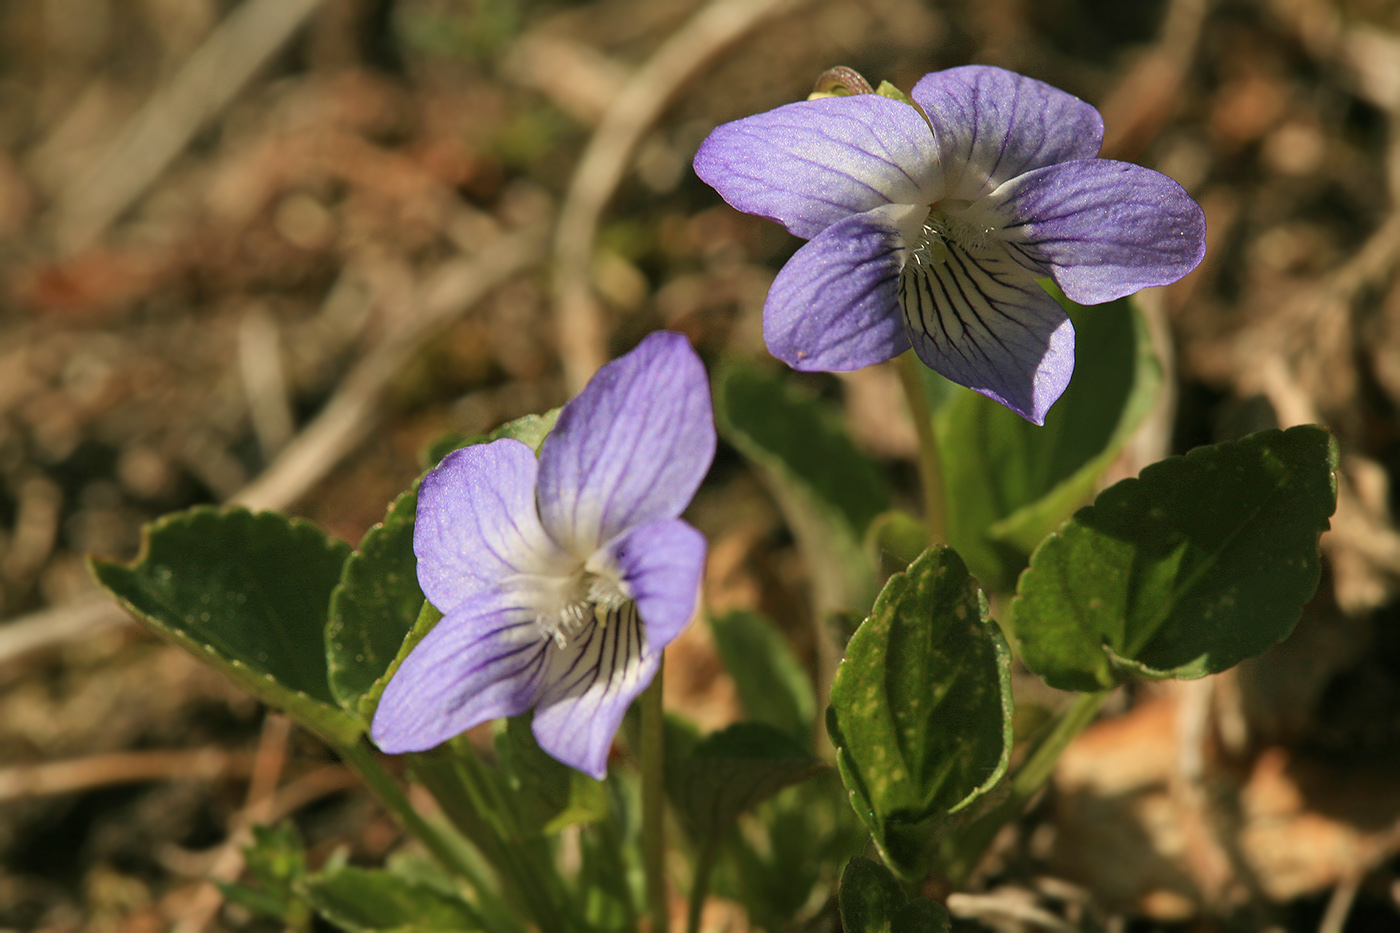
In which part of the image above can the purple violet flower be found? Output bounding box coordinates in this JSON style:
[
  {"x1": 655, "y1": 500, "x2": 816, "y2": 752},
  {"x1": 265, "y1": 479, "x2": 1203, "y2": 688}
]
[
  {"x1": 371, "y1": 331, "x2": 715, "y2": 778},
  {"x1": 693, "y1": 65, "x2": 1207, "y2": 424}
]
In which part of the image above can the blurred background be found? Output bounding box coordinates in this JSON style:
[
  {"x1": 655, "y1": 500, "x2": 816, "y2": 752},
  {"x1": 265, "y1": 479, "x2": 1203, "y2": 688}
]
[{"x1": 2, "y1": 0, "x2": 1400, "y2": 929}]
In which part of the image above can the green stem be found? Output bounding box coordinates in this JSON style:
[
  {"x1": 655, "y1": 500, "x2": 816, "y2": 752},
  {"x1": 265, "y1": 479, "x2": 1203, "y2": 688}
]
[
  {"x1": 896, "y1": 351, "x2": 948, "y2": 545},
  {"x1": 947, "y1": 690, "x2": 1110, "y2": 883},
  {"x1": 461, "y1": 751, "x2": 578, "y2": 933},
  {"x1": 412, "y1": 746, "x2": 575, "y2": 933},
  {"x1": 404, "y1": 753, "x2": 525, "y2": 922},
  {"x1": 641, "y1": 656, "x2": 669, "y2": 933},
  {"x1": 336, "y1": 739, "x2": 484, "y2": 886},
  {"x1": 685, "y1": 836, "x2": 721, "y2": 933},
  {"x1": 592, "y1": 818, "x2": 641, "y2": 932},
  {"x1": 1007, "y1": 690, "x2": 1110, "y2": 815}
]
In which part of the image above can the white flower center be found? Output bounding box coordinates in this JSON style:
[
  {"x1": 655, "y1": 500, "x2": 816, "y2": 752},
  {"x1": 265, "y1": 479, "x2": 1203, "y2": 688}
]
[
  {"x1": 905, "y1": 200, "x2": 999, "y2": 268},
  {"x1": 535, "y1": 563, "x2": 632, "y2": 649}
]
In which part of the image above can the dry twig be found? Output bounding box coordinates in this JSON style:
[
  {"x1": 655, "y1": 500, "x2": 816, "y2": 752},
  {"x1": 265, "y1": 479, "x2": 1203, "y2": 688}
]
[
  {"x1": 947, "y1": 889, "x2": 1080, "y2": 932},
  {"x1": 0, "y1": 225, "x2": 547, "y2": 665},
  {"x1": 1098, "y1": 0, "x2": 1211, "y2": 160},
  {"x1": 238, "y1": 305, "x2": 297, "y2": 462},
  {"x1": 1318, "y1": 877, "x2": 1361, "y2": 933},
  {"x1": 551, "y1": 0, "x2": 808, "y2": 391},
  {"x1": 0, "y1": 748, "x2": 257, "y2": 802},
  {"x1": 47, "y1": 0, "x2": 328, "y2": 251},
  {"x1": 170, "y1": 713, "x2": 293, "y2": 933},
  {"x1": 231, "y1": 225, "x2": 546, "y2": 512}
]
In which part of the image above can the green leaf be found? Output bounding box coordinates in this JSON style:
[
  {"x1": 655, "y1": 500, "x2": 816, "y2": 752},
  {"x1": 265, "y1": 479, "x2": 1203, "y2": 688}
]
[
  {"x1": 838, "y1": 857, "x2": 951, "y2": 933},
  {"x1": 710, "y1": 610, "x2": 817, "y2": 744},
  {"x1": 838, "y1": 856, "x2": 904, "y2": 933},
  {"x1": 217, "y1": 879, "x2": 295, "y2": 921},
  {"x1": 711, "y1": 774, "x2": 867, "y2": 930},
  {"x1": 360, "y1": 599, "x2": 442, "y2": 722},
  {"x1": 496, "y1": 714, "x2": 609, "y2": 835},
  {"x1": 866, "y1": 509, "x2": 930, "y2": 579},
  {"x1": 667, "y1": 722, "x2": 825, "y2": 845},
  {"x1": 327, "y1": 485, "x2": 423, "y2": 711},
  {"x1": 575, "y1": 822, "x2": 640, "y2": 932},
  {"x1": 1014, "y1": 425, "x2": 1339, "y2": 691},
  {"x1": 299, "y1": 864, "x2": 484, "y2": 931},
  {"x1": 89, "y1": 507, "x2": 361, "y2": 746},
  {"x1": 218, "y1": 822, "x2": 310, "y2": 923},
  {"x1": 826, "y1": 546, "x2": 1013, "y2": 877},
  {"x1": 715, "y1": 362, "x2": 888, "y2": 612},
  {"x1": 244, "y1": 822, "x2": 307, "y2": 896},
  {"x1": 891, "y1": 899, "x2": 953, "y2": 933},
  {"x1": 490, "y1": 408, "x2": 560, "y2": 451},
  {"x1": 934, "y1": 291, "x2": 1161, "y2": 590},
  {"x1": 423, "y1": 409, "x2": 561, "y2": 467},
  {"x1": 874, "y1": 81, "x2": 917, "y2": 107}
]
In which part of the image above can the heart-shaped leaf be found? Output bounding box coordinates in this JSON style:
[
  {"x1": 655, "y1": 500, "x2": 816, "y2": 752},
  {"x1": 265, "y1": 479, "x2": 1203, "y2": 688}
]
[
  {"x1": 1014, "y1": 425, "x2": 1339, "y2": 691},
  {"x1": 90, "y1": 507, "x2": 360, "y2": 746}
]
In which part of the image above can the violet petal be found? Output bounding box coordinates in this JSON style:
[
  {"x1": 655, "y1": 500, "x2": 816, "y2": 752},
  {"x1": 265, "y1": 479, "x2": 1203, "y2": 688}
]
[
  {"x1": 538, "y1": 332, "x2": 715, "y2": 558},
  {"x1": 910, "y1": 65, "x2": 1104, "y2": 202},
  {"x1": 990, "y1": 159, "x2": 1208, "y2": 304},
  {"x1": 764, "y1": 204, "x2": 916, "y2": 371},
  {"x1": 414, "y1": 439, "x2": 569, "y2": 615},
  {"x1": 694, "y1": 94, "x2": 939, "y2": 241},
  {"x1": 532, "y1": 602, "x2": 658, "y2": 779},
  {"x1": 602, "y1": 518, "x2": 706, "y2": 648},
  {"x1": 370, "y1": 593, "x2": 549, "y2": 754},
  {"x1": 901, "y1": 242, "x2": 1074, "y2": 424}
]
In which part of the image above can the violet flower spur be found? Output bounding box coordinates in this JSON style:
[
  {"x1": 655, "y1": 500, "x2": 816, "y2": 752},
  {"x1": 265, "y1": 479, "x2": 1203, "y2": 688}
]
[
  {"x1": 693, "y1": 65, "x2": 1207, "y2": 424},
  {"x1": 370, "y1": 331, "x2": 715, "y2": 779}
]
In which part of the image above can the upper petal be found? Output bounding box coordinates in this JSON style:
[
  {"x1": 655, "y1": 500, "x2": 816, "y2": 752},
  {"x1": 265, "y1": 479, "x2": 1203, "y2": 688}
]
[
  {"x1": 910, "y1": 66, "x2": 1104, "y2": 202},
  {"x1": 694, "y1": 93, "x2": 940, "y2": 240},
  {"x1": 764, "y1": 204, "x2": 917, "y2": 371},
  {"x1": 415, "y1": 439, "x2": 570, "y2": 615},
  {"x1": 901, "y1": 241, "x2": 1074, "y2": 424},
  {"x1": 537, "y1": 331, "x2": 716, "y2": 558},
  {"x1": 532, "y1": 601, "x2": 658, "y2": 779},
  {"x1": 601, "y1": 518, "x2": 706, "y2": 648},
  {"x1": 370, "y1": 591, "x2": 549, "y2": 754},
  {"x1": 989, "y1": 160, "x2": 1207, "y2": 304}
]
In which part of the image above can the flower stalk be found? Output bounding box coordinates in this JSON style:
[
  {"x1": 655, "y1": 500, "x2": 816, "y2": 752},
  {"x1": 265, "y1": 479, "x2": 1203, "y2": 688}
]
[
  {"x1": 685, "y1": 836, "x2": 722, "y2": 933},
  {"x1": 336, "y1": 739, "x2": 491, "y2": 896},
  {"x1": 896, "y1": 349, "x2": 948, "y2": 545},
  {"x1": 640, "y1": 656, "x2": 670, "y2": 933},
  {"x1": 407, "y1": 743, "x2": 579, "y2": 933}
]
